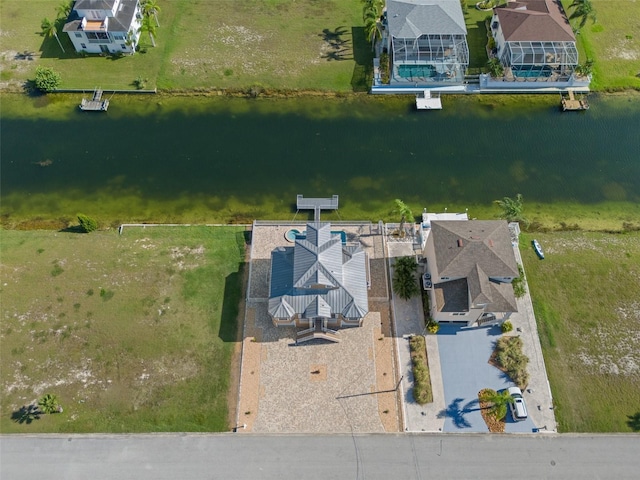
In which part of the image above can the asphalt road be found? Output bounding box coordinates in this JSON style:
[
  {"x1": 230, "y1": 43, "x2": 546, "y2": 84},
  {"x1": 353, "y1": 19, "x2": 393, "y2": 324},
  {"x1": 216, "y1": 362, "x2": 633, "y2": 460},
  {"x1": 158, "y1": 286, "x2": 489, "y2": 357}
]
[{"x1": 1, "y1": 433, "x2": 639, "y2": 479}]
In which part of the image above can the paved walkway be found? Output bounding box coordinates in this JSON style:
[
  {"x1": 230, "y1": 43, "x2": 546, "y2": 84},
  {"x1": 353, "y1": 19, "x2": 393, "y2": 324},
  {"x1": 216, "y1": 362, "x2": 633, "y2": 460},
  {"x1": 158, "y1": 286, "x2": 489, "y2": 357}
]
[
  {"x1": 509, "y1": 241, "x2": 557, "y2": 432},
  {"x1": 386, "y1": 231, "x2": 556, "y2": 433},
  {"x1": 387, "y1": 241, "x2": 446, "y2": 432},
  {"x1": 237, "y1": 223, "x2": 400, "y2": 433}
]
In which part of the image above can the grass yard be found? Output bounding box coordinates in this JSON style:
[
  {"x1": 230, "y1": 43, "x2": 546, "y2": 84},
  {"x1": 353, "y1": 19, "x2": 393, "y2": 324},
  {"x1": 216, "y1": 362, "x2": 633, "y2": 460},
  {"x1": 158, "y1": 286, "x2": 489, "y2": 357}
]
[
  {"x1": 562, "y1": 0, "x2": 640, "y2": 91},
  {"x1": 521, "y1": 231, "x2": 640, "y2": 432},
  {"x1": 0, "y1": 226, "x2": 247, "y2": 433},
  {"x1": 0, "y1": 0, "x2": 370, "y2": 92},
  {"x1": 0, "y1": 1, "x2": 637, "y2": 91}
]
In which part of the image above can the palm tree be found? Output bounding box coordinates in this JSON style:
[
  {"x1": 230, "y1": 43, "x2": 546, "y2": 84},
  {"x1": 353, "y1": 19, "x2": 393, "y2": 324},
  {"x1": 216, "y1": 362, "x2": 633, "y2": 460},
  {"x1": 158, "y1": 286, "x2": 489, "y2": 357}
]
[
  {"x1": 393, "y1": 256, "x2": 420, "y2": 300},
  {"x1": 362, "y1": 0, "x2": 383, "y2": 49},
  {"x1": 394, "y1": 199, "x2": 414, "y2": 237},
  {"x1": 142, "y1": 0, "x2": 161, "y2": 27},
  {"x1": 38, "y1": 393, "x2": 61, "y2": 414},
  {"x1": 479, "y1": 389, "x2": 513, "y2": 421},
  {"x1": 139, "y1": 15, "x2": 157, "y2": 47},
  {"x1": 125, "y1": 30, "x2": 137, "y2": 53},
  {"x1": 570, "y1": 0, "x2": 597, "y2": 28},
  {"x1": 41, "y1": 17, "x2": 65, "y2": 53},
  {"x1": 56, "y1": 0, "x2": 73, "y2": 20},
  {"x1": 494, "y1": 193, "x2": 529, "y2": 227}
]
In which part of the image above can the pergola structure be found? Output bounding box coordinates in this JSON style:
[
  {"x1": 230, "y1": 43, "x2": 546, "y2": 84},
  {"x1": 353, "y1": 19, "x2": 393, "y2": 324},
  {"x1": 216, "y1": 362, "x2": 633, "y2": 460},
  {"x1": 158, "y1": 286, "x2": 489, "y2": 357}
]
[
  {"x1": 386, "y1": 0, "x2": 469, "y2": 86},
  {"x1": 500, "y1": 40, "x2": 578, "y2": 78},
  {"x1": 391, "y1": 34, "x2": 469, "y2": 83}
]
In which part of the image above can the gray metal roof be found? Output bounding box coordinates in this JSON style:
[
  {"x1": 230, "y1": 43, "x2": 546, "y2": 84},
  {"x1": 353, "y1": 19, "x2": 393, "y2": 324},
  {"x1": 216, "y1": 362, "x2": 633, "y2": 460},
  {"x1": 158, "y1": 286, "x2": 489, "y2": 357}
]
[
  {"x1": 74, "y1": 0, "x2": 117, "y2": 9},
  {"x1": 387, "y1": 0, "x2": 467, "y2": 38},
  {"x1": 64, "y1": 0, "x2": 137, "y2": 34},
  {"x1": 269, "y1": 223, "x2": 369, "y2": 321}
]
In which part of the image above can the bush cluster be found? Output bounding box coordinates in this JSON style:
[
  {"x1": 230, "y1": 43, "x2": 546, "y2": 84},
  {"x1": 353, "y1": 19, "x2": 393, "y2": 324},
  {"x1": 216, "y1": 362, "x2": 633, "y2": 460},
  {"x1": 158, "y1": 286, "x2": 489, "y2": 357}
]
[
  {"x1": 501, "y1": 320, "x2": 513, "y2": 333},
  {"x1": 393, "y1": 256, "x2": 419, "y2": 300},
  {"x1": 77, "y1": 213, "x2": 98, "y2": 233},
  {"x1": 495, "y1": 336, "x2": 529, "y2": 388},
  {"x1": 512, "y1": 264, "x2": 526, "y2": 298},
  {"x1": 427, "y1": 320, "x2": 440, "y2": 334},
  {"x1": 34, "y1": 66, "x2": 61, "y2": 92},
  {"x1": 409, "y1": 335, "x2": 432, "y2": 404}
]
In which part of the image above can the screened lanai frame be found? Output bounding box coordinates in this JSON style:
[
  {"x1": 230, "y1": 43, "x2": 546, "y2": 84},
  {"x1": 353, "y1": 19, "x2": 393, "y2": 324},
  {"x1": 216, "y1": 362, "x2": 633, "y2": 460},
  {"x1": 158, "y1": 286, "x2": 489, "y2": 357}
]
[
  {"x1": 501, "y1": 40, "x2": 578, "y2": 76},
  {"x1": 391, "y1": 33, "x2": 469, "y2": 83}
]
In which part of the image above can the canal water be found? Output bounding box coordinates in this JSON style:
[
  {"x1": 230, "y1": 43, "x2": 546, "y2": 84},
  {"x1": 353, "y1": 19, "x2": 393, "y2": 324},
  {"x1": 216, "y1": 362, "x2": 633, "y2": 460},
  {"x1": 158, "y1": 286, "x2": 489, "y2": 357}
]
[{"x1": 1, "y1": 93, "x2": 639, "y2": 226}]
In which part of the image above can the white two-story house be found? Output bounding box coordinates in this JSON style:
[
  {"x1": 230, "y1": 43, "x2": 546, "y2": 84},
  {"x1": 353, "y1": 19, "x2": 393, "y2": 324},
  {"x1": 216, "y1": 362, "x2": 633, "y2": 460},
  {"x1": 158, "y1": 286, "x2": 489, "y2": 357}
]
[{"x1": 63, "y1": 0, "x2": 142, "y2": 54}]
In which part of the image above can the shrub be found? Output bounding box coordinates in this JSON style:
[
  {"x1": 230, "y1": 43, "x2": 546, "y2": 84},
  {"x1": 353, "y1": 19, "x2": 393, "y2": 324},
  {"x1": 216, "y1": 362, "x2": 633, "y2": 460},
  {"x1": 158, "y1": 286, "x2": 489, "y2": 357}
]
[
  {"x1": 409, "y1": 335, "x2": 433, "y2": 404},
  {"x1": 77, "y1": 213, "x2": 98, "y2": 233},
  {"x1": 133, "y1": 76, "x2": 148, "y2": 89},
  {"x1": 501, "y1": 320, "x2": 513, "y2": 333},
  {"x1": 427, "y1": 320, "x2": 440, "y2": 334},
  {"x1": 34, "y1": 66, "x2": 61, "y2": 92},
  {"x1": 393, "y1": 256, "x2": 419, "y2": 300},
  {"x1": 379, "y1": 52, "x2": 390, "y2": 84},
  {"x1": 494, "y1": 336, "x2": 529, "y2": 389},
  {"x1": 512, "y1": 264, "x2": 526, "y2": 298}
]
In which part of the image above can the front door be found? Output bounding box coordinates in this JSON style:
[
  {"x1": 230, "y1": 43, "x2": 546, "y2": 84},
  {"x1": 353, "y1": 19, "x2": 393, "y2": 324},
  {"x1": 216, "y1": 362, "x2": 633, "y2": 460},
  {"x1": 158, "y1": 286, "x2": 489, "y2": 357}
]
[{"x1": 99, "y1": 45, "x2": 109, "y2": 53}]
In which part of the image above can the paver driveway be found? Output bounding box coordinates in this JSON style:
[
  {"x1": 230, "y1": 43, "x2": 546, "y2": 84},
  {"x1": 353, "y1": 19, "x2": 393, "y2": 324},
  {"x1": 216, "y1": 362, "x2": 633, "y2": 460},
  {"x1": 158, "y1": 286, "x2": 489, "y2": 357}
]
[{"x1": 437, "y1": 325, "x2": 538, "y2": 433}]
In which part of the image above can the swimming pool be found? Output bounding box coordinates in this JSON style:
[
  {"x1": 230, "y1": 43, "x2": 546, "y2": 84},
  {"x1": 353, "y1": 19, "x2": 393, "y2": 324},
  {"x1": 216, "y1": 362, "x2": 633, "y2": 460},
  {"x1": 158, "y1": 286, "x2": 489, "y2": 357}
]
[{"x1": 397, "y1": 64, "x2": 436, "y2": 79}]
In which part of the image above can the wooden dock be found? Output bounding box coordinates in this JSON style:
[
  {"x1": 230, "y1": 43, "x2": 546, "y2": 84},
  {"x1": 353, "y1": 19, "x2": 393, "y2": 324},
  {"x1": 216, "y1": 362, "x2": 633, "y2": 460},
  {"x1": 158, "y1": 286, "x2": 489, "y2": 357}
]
[
  {"x1": 80, "y1": 88, "x2": 109, "y2": 111},
  {"x1": 416, "y1": 90, "x2": 442, "y2": 110},
  {"x1": 561, "y1": 90, "x2": 589, "y2": 111}
]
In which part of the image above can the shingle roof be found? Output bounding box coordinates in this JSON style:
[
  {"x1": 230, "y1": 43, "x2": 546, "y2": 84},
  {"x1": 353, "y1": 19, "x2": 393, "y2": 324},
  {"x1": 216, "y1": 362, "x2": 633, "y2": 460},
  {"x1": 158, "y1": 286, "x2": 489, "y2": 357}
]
[
  {"x1": 387, "y1": 0, "x2": 467, "y2": 37},
  {"x1": 269, "y1": 223, "x2": 369, "y2": 321},
  {"x1": 495, "y1": 0, "x2": 575, "y2": 42},
  {"x1": 431, "y1": 220, "x2": 518, "y2": 312}
]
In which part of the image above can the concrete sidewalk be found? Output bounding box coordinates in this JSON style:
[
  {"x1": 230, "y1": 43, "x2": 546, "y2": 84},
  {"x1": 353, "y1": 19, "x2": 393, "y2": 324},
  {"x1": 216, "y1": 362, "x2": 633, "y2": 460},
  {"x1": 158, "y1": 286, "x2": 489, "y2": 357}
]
[
  {"x1": 387, "y1": 242, "x2": 446, "y2": 432},
  {"x1": 509, "y1": 240, "x2": 557, "y2": 432}
]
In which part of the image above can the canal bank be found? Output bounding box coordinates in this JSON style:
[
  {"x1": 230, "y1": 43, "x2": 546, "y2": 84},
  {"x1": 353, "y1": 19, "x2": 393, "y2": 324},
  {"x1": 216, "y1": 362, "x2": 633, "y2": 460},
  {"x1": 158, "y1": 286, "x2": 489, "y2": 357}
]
[{"x1": 1, "y1": 93, "x2": 639, "y2": 231}]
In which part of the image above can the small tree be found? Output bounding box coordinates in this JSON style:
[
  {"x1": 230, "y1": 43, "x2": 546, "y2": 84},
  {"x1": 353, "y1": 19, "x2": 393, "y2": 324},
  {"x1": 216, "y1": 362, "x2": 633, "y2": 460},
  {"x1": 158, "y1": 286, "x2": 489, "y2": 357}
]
[
  {"x1": 394, "y1": 199, "x2": 413, "y2": 237},
  {"x1": 486, "y1": 57, "x2": 504, "y2": 78},
  {"x1": 139, "y1": 15, "x2": 157, "y2": 47},
  {"x1": 41, "y1": 17, "x2": 65, "y2": 53},
  {"x1": 494, "y1": 193, "x2": 529, "y2": 227},
  {"x1": 56, "y1": 0, "x2": 73, "y2": 20},
  {"x1": 142, "y1": 0, "x2": 161, "y2": 27},
  {"x1": 393, "y1": 256, "x2": 420, "y2": 300},
  {"x1": 34, "y1": 66, "x2": 61, "y2": 93},
  {"x1": 77, "y1": 213, "x2": 98, "y2": 233},
  {"x1": 38, "y1": 393, "x2": 61, "y2": 414},
  {"x1": 479, "y1": 388, "x2": 513, "y2": 421}
]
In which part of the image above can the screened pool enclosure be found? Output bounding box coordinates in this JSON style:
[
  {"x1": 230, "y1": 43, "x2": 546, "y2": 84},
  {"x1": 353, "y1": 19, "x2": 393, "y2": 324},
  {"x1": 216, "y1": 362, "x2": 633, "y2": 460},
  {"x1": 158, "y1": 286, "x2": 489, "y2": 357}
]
[
  {"x1": 391, "y1": 33, "x2": 469, "y2": 84},
  {"x1": 500, "y1": 41, "x2": 578, "y2": 80}
]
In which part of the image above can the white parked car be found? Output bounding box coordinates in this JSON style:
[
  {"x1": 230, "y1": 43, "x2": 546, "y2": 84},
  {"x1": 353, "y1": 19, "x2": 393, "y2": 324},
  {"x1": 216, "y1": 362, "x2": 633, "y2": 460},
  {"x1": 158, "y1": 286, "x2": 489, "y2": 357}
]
[{"x1": 508, "y1": 386, "x2": 528, "y2": 421}]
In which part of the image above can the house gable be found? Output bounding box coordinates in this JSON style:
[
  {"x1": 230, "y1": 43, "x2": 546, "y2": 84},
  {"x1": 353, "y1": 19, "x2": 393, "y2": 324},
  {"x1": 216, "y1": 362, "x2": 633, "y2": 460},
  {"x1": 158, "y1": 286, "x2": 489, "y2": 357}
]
[
  {"x1": 429, "y1": 220, "x2": 518, "y2": 316},
  {"x1": 268, "y1": 222, "x2": 369, "y2": 326},
  {"x1": 387, "y1": 0, "x2": 467, "y2": 38},
  {"x1": 495, "y1": 0, "x2": 575, "y2": 42}
]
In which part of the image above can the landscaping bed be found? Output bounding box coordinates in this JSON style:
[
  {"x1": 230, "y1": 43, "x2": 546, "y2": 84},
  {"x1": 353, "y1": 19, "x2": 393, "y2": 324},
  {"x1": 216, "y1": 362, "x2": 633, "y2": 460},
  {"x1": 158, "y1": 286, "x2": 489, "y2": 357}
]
[{"x1": 409, "y1": 335, "x2": 433, "y2": 404}]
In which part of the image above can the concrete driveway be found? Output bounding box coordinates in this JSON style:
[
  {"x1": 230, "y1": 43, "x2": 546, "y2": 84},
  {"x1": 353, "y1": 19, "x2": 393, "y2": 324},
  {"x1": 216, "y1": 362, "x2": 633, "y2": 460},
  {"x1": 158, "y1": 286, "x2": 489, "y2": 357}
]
[{"x1": 437, "y1": 325, "x2": 538, "y2": 433}]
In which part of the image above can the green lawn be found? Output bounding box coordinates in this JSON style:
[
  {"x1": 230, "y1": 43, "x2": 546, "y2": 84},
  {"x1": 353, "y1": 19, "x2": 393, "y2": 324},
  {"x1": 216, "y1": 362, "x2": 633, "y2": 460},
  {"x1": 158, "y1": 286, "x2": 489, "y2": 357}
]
[
  {"x1": 0, "y1": 226, "x2": 246, "y2": 433},
  {"x1": 522, "y1": 231, "x2": 640, "y2": 432},
  {"x1": 1, "y1": 1, "x2": 637, "y2": 92},
  {"x1": 0, "y1": 0, "x2": 369, "y2": 91},
  {"x1": 562, "y1": 0, "x2": 640, "y2": 91}
]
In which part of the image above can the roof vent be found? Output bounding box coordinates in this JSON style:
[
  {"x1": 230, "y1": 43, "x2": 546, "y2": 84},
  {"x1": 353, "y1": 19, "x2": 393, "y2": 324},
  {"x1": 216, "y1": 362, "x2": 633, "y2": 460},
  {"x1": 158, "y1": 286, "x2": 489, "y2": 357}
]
[
  {"x1": 489, "y1": 239, "x2": 494, "y2": 247},
  {"x1": 457, "y1": 239, "x2": 463, "y2": 247}
]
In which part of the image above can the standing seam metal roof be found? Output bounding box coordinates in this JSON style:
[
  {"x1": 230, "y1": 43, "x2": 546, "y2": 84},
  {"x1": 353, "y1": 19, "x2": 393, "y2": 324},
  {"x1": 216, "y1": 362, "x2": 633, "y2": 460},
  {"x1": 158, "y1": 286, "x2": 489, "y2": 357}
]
[{"x1": 269, "y1": 223, "x2": 369, "y2": 321}]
